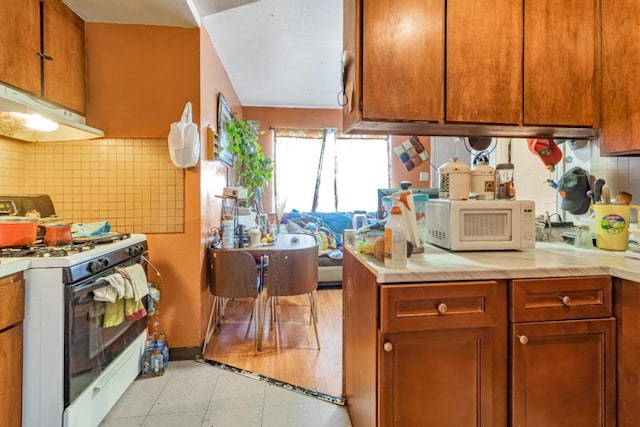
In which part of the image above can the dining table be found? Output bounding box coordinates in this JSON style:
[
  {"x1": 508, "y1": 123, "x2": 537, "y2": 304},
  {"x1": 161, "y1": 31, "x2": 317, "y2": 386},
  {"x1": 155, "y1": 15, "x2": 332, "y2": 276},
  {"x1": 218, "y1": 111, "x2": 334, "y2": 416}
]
[{"x1": 232, "y1": 233, "x2": 318, "y2": 256}]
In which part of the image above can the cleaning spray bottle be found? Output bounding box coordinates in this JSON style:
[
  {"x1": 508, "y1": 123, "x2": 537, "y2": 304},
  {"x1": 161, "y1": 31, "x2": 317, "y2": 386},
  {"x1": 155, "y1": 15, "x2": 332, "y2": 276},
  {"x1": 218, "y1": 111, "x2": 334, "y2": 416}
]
[{"x1": 384, "y1": 194, "x2": 408, "y2": 269}]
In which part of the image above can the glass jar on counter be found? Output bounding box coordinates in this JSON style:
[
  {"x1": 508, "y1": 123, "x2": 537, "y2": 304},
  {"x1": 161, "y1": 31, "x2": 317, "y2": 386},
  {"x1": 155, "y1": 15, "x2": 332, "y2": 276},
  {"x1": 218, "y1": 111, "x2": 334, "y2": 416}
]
[{"x1": 495, "y1": 163, "x2": 515, "y2": 200}]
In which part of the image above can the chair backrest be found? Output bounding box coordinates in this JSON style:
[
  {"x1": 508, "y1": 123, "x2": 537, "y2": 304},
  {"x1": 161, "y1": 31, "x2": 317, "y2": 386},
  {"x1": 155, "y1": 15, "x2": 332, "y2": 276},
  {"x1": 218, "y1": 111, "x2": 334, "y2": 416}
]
[
  {"x1": 266, "y1": 245, "x2": 319, "y2": 297},
  {"x1": 208, "y1": 248, "x2": 261, "y2": 299}
]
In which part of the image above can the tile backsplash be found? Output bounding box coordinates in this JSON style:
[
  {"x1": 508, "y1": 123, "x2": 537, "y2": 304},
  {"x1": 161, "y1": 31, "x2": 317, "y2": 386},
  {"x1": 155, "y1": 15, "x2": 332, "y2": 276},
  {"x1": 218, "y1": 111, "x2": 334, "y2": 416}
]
[
  {"x1": 590, "y1": 142, "x2": 640, "y2": 202},
  {"x1": 0, "y1": 137, "x2": 184, "y2": 233}
]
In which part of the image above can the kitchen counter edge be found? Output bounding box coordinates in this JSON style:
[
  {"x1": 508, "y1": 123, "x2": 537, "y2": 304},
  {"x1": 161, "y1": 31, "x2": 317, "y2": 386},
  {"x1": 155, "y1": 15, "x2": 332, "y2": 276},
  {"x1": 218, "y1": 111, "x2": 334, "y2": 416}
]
[
  {"x1": 0, "y1": 259, "x2": 31, "y2": 278},
  {"x1": 346, "y1": 242, "x2": 639, "y2": 283}
]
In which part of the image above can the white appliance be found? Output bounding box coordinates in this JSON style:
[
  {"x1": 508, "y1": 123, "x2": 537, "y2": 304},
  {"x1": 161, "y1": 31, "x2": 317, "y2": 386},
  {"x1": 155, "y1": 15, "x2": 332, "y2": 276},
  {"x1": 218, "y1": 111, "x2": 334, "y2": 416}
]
[
  {"x1": 424, "y1": 199, "x2": 536, "y2": 251},
  {"x1": 0, "y1": 82, "x2": 104, "y2": 142},
  {"x1": 14, "y1": 234, "x2": 149, "y2": 427}
]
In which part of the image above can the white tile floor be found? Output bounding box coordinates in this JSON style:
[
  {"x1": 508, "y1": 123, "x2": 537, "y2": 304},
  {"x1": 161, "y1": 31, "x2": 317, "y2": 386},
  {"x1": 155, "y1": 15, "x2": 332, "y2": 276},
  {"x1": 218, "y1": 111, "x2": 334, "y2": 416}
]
[{"x1": 100, "y1": 359, "x2": 352, "y2": 427}]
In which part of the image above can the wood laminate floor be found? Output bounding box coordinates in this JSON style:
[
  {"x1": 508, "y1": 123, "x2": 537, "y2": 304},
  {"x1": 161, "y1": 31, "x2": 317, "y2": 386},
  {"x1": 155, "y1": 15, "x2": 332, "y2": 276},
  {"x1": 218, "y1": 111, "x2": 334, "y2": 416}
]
[{"x1": 202, "y1": 289, "x2": 343, "y2": 398}]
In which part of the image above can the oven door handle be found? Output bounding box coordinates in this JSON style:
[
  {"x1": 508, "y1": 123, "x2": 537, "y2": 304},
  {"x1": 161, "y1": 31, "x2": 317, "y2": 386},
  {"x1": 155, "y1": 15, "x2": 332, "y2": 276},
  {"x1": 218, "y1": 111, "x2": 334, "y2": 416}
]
[{"x1": 91, "y1": 345, "x2": 136, "y2": 398}]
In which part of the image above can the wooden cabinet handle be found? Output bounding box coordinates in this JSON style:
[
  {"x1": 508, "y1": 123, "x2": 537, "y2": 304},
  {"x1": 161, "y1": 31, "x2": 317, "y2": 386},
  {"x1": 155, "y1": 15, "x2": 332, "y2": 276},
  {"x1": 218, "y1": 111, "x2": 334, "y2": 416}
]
[
  {"x1": 437, "y1": 303, "x2": 448, "y2": 314},
  {"x1": 383, "y1": 342, "x2": 393, "y2": 352},
  {"x1": 37, "y1": 51, "x2": 54, "y2": 61},
  {"x1": 559, "y1": 296, "x2": 572, "y2": 306},
  {"x1": 517, "y1": 335, "x2": 528, "y2": 345}
]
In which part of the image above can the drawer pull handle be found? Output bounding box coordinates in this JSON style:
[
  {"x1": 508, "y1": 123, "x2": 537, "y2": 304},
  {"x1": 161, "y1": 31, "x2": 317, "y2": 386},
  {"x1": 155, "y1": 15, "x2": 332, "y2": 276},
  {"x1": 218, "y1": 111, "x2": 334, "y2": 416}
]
[
  {"x1": 559, "y1": 296, "x2": 572, "y2": 306},
  {"x1": 437, "y1": 303, "x2": 448, "y2": 314},
  {"x1": 383, "y1": 342, "x2": 393, "y2": 352},
  {"x1": 518, "y1": 335, "x2": 528, "y2": 345}
]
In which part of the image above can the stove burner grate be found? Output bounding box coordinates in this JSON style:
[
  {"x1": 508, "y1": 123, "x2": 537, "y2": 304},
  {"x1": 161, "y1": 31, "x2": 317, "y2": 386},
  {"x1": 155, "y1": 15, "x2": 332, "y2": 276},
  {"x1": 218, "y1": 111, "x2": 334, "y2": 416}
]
[{"x1": 0, "y1": 242, "x2": 97, "y2": 258}]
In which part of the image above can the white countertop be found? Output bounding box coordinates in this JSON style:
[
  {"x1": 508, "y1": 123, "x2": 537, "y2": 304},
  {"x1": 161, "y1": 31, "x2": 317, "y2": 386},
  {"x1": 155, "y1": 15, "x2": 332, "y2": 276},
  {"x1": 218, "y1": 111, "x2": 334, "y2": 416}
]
[
  {"x1": 0, "y1": 258, "x2": 31, "y2": 278},
  {"x1": 350, "y1": 242, "x2": 640, "y2": 283}
]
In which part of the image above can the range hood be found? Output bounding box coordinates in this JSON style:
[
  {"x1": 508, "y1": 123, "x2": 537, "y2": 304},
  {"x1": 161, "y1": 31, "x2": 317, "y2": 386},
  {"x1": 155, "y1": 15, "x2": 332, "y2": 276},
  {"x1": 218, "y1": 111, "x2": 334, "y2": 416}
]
[{"x1": 0, "y1": 82, "x2": 104, "y2": 142}]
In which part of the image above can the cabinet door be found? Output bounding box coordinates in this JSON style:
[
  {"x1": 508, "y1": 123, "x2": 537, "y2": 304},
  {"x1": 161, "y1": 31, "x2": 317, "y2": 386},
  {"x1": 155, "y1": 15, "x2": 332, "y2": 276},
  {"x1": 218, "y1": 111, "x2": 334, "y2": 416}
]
[
  {"x1": 601, "y1": 0, "x2": 640, "y2": 155},
  {"x1": 511, "y1": 319, "x2": 616, "y2": 427},
  {"x1": 342, "y1": 249, "x2": 379, "y2": 427},
  {"x1": 446, "y1": 0, "x2": 522, "y2": 124},
  {"x1": 0, "y1": 0, "x2": 41, "y2": 96},
  {"x1": 361, "y1": 0, "x2": 444, "y2": 122},
  {"x1": 524, "y1": 0, "x2": 599, "y2": 127},
  {"x1": 0, "y1": 325, "x2": 23, "y2": 427},
  {"x1": 380, "y1": 327, "x2": 506, "y2": 427},
  {"x1": 42, "y1": 0, "x2": 86, "y2": 114},
  {"x1": 613, "y1": 279, "x2": 640, "y2": 427}
]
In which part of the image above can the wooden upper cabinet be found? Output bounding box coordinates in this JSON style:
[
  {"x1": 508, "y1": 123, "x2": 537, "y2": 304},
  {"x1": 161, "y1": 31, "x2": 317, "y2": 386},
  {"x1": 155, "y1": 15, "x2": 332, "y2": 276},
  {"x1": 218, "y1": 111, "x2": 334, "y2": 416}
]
[
  {"x1": 42, "y1": 0, "x2": 86, "y2": 114},
  {"x1": 524, "y1": 0, "x2": 599, "y2": 127},
  {"x1": 601, "y1": 0, "x2": 640, "y2": 155},
  {"x1": 0, "y1": 0, "x2": 41, "y2": 96},
  {"x1": 446, "y1": 0, "x2": 522, "y2": 124},
  {"x1": 361, "y1": 0, "x2": 444, "y2": 122}
]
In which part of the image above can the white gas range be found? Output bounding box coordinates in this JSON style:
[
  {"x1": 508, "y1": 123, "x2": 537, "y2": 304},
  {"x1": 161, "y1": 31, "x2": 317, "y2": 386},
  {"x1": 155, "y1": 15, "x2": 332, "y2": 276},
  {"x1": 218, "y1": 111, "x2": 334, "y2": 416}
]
[{"x1": 13, "y1": 234, "x2": 149, "y2": 427}]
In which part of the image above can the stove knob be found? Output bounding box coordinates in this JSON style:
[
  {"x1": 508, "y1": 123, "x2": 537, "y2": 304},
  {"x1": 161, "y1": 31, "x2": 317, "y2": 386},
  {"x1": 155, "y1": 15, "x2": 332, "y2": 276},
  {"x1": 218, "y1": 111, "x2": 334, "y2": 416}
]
[
  {"x1": 126, "y1": 245, "x2": 143, "y2": 256},
  {"x1": 88, "y1": 260, "x2": 102, "y2": 273},
  {"x1": 87, "y1": 258, "x2": 110, "y2": 273}
]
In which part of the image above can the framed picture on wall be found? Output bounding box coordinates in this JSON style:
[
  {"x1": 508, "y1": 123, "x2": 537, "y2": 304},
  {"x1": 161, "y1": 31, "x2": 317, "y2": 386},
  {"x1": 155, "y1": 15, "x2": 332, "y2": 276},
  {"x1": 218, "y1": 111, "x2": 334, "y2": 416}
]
[{"x1": 217, "y1": 92, "x2": 234, "y2": 168}]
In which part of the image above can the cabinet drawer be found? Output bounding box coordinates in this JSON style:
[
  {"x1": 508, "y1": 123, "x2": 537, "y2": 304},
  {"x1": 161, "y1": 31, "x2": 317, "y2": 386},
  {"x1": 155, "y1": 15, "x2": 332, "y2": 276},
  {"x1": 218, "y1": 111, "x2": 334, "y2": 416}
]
[
  {"x1": 380, "y1": 280, "x2": 503, "y2": 333},
  {"x1": 510, "y1": 276, "x2": 611, "y2": 322},
  {"x1": 0, "y1": 272, "x2": 25, "y2": 331}
]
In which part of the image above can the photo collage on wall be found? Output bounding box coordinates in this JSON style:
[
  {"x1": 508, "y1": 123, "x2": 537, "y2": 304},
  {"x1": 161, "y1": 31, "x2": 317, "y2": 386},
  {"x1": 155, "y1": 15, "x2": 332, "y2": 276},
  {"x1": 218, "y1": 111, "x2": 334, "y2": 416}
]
[{"x1": 393, "y1": 136, "x2": 429, "y2": 171}]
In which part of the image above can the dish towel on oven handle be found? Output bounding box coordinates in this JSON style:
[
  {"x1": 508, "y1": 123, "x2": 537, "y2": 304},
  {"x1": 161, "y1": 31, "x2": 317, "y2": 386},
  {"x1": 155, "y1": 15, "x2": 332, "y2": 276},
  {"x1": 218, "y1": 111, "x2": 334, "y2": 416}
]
[
  {"x1": 93, "y1": 273, "x2": 126, "y2": 303},
  {"x1": 118, "y1": 264, "x2": 149, "y2": 301},
  {"x1": 118, "y1": 264, "x2": 149, "y2": 322},
  {"x1": 93, "y1": 273, "x2": 129, "y2": 327}
]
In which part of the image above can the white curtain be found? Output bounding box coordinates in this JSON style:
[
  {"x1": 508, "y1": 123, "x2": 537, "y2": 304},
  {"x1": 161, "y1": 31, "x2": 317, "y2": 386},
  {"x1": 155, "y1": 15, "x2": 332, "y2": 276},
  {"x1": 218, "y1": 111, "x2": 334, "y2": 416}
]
[{"x1": 274, "y1": 129, "x2": 389, "y2": 213}]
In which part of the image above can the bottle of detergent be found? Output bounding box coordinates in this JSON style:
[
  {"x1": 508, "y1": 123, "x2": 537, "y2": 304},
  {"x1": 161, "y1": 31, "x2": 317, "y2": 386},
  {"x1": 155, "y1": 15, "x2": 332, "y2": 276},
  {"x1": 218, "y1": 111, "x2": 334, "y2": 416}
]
[{"x1": 384, "y1": 197, "x2": 407, "y2": 269}]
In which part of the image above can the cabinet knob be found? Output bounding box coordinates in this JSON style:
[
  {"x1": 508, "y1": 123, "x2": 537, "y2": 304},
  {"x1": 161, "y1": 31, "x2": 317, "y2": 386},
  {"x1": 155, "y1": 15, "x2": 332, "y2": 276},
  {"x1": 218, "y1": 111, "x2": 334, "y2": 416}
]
[
  {"x1": 559, "y1": 296, "x2": 572, "y2": 306},
  {"x1": 517, "y1": 335, "x2": 528, "y2": 345},
  {"x1": 437, "y1": 303, "x2": 448, "y2": 314},
  {"x1": 383, "y1": 342, "x2": 393, "y2": 352}
]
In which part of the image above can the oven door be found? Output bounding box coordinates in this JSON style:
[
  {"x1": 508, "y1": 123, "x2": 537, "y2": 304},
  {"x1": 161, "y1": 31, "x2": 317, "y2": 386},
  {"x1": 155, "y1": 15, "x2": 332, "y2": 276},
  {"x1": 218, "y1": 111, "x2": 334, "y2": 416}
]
[{"x1": 64, "y1": 261, "x2": 148, "y2": 407}]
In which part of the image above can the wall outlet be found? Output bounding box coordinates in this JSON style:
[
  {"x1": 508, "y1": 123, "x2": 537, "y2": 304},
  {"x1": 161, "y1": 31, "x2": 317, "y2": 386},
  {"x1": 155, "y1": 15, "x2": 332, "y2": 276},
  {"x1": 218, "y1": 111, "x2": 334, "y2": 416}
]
[{"x1": 419, "y1": 172, "x2": 429, "y2": 181}]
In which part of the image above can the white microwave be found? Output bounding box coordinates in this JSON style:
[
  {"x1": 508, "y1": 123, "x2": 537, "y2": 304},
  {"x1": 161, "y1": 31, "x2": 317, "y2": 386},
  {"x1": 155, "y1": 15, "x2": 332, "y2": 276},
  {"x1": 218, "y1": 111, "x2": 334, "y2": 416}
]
[{"x1": 424, "y1": 199, "x2": 536, "y2": 251}]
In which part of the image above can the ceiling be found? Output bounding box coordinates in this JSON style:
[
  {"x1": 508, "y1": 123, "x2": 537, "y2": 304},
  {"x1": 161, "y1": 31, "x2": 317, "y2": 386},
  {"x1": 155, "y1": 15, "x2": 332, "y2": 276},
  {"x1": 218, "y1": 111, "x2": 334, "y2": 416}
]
[{"x1": 62, "y1": 0, "x2": 344, "y2": 109}]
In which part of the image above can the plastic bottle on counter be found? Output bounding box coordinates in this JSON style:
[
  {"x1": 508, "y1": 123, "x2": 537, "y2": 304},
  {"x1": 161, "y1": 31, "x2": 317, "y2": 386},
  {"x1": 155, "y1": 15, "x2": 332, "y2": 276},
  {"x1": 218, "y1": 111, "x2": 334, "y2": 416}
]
[{"x1": 384, "y1": 198, "x2": 407, "y2": 269}]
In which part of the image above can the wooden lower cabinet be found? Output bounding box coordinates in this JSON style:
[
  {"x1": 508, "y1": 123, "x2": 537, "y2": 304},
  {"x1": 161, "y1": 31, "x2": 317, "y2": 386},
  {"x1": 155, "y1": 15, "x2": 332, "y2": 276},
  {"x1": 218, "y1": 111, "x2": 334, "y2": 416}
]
[
  {"x1": 510, "y1": 276, "x2": 616, "y2": 427},
  {"x1": 0, "y1": 272, "x2": 25, "y2": 427},
  {"x1": 344, "y1": 252, "x2": 620, "y2": 427},
  {"x1": 343, "y1": 250, "x2": 507, "y2": 427},
  {"x1": 511, "y1": 319, "x2": 616, "y2": 426},
  {"x1": 380, "y1": 327, "x2": 504, "y2": 426},
  {"x1": 614, "y1": 279, "x2": 640, "y2": 427}
]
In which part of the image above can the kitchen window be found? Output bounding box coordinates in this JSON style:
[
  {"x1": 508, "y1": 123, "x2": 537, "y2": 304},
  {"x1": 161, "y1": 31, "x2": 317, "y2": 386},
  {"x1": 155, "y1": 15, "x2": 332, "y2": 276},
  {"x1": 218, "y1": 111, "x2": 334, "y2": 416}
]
[{"x1": 274, "y1": 128, "x2": 390, "y2": 213}]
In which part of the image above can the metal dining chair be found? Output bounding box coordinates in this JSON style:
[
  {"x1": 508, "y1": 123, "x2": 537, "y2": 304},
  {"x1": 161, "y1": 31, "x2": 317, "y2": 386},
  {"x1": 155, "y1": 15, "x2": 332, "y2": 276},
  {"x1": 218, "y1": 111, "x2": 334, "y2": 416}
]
[
  {"x1": 203, "y1": 248, "x2": 266, "y2": 355},
  {"x1": 261, "y1": 244, "x2": 320, "y2": 349}
]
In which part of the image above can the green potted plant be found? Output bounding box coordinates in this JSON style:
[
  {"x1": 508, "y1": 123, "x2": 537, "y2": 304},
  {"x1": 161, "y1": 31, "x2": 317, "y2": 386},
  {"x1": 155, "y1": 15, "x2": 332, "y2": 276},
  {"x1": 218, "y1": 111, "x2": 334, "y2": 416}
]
[{"x1": 224, "y1": 117, "x2": 274, "y2": 211}]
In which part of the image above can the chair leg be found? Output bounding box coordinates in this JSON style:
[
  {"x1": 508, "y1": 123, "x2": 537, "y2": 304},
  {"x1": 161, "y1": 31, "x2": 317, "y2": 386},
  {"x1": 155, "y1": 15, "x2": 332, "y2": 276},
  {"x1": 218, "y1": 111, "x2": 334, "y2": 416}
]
[
  {"x1": 202, "y1": 296, "x2": 218, "y2": 354},
  {"x1": 310, "y1": 292, "x2": 320, "y2": 350},
  {"x1": 254, "y1": 297, "x2": 260, "y2": 354},
  {"x1": 260, "y1": 295, "x2": 269, "y2": 345}
]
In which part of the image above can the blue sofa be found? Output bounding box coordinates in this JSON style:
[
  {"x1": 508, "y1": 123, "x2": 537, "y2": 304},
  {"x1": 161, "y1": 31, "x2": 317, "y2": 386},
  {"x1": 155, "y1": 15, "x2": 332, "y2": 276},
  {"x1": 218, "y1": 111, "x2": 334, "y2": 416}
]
[{"x1": 280, "y1": 210, "x2": 373, "y2": 286}]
